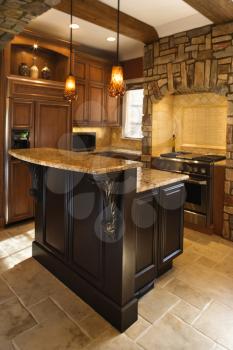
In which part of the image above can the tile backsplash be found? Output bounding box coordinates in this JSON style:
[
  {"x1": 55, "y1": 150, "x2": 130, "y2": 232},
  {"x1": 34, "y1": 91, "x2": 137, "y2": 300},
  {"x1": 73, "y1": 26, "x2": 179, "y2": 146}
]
[
  {"x1": 152, "y1": 93, "x2": 227, "y2": 156},
  {"x1": 73, "y1": 126, "x2": 142, "y2": 151}
]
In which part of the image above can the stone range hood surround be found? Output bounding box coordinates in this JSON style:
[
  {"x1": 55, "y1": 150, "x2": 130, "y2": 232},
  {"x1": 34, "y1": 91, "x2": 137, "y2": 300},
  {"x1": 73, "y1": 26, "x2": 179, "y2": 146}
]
[{"x1": 142, "y1": 22, "x2": 233, "y2": 240}]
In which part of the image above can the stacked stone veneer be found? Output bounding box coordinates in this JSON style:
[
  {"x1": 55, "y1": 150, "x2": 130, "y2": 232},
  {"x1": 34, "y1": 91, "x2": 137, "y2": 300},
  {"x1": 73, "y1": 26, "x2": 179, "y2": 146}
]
[
  {"x1": 142, "y1": 22, "x2": 233, "y2": 240},
  {"x1": 0, "y1": 0, "x2": 61, "y2": 48}
]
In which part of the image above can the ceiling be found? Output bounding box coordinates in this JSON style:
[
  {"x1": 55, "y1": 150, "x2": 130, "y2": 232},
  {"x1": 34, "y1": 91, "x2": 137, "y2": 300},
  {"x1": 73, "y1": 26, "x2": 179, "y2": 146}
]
[{"x1": 27, "y1": 0, "x2": 212, "y2": 61}]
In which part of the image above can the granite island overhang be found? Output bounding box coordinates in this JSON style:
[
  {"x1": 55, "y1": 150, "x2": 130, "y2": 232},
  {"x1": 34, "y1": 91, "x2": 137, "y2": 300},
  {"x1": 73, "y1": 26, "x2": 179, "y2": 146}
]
[{"x1": 9, "y1": 148, "x2": 188, "y2": 332}]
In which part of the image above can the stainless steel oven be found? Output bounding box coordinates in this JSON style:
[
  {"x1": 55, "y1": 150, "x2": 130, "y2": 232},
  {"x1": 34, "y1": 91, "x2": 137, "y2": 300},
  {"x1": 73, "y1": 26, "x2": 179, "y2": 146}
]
[{"x1": 184, "y1": 177, "x2": 208, "y2": 215}]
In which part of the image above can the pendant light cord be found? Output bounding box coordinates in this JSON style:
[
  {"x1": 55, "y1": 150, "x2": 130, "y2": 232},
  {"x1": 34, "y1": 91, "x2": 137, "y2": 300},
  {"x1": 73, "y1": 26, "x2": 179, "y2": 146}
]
[
  {"x1": 70, "y1": 0, "x2": 73, "y2": 75},
  {"x1": 117, "y1": 0, "x2": 120, "y2": 65}
]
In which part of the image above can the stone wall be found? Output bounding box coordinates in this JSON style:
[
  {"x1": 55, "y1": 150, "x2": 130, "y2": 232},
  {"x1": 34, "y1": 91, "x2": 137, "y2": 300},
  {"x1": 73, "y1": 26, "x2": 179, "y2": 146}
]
[
  {"x1": 0, "y1": 0, "x2": 61, "y2": 48},
  {"x1": 142, "y1": 22, "x2": 233, "y2": 240}
]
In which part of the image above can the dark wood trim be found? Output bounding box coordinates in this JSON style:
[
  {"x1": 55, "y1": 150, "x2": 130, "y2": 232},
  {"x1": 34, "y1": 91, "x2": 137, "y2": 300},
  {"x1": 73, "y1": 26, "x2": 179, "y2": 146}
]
[
  {"x1": 183, "y1": 0, "x2": 233, "y2": 24},
  {"x1": 54, "y1": 0, "x2": 158, "y2": 44},
  {"x1": 122, "y1": 57, "x2": 143, "y2": 80}
]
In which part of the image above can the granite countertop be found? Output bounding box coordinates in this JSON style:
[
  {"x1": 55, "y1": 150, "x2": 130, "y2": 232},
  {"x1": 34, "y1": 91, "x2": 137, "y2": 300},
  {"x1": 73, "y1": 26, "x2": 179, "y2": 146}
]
[
  {"x1": 137, "y1": 168, "x2": 189, "y2": 193},
  {"x1": 9, "y1": 148, "x2": 142, "y2": 175},
  {"x1": 93, "y1": 147, "x2": 142, "y2": 156}
]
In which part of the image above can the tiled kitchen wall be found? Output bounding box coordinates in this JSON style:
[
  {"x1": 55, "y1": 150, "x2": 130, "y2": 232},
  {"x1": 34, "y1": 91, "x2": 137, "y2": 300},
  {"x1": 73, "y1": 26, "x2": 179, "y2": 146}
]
[
  {"x1": 152, "y1": 95, "x2": 174, "y2": 156},
  {"x1": 174, "y1": 93, "x2": 227, "y2": 154},
  {"x1": 111, "y1": 127, "x2": 142, "y2": 151},
  {"x1": 152, "y1": 93, "x2": 227, "y2": 156},
  {"x1": 73, "y1": 127, "x2": 112, "y2": 148},
  {"x1": 73, "y1": 126, "x2": 142, "y2": 151}
]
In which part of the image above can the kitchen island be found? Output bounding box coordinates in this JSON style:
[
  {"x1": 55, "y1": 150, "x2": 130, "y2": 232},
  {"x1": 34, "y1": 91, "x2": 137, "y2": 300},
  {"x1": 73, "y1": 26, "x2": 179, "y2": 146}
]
[{"x1": 9, "y1": 148, "x2": 188, "y2": 331}]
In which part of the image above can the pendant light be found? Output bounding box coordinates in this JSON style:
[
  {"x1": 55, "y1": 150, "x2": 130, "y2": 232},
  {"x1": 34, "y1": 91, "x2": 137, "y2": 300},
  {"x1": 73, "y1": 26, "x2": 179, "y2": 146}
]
[
  {"x1": 64, "y1": 0, "x2": 77, "y2": 102},
  {"x1": 109, "y1": 0, "x2": 125, "y2": 98}
]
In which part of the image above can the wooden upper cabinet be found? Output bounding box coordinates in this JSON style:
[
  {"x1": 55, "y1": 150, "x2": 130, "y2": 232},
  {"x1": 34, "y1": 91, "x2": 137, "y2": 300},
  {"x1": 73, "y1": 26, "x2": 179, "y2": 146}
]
[
  {"x1": 89, "y1": 85, "x2": 104, "y2": 125},
  {"x1": 74, "y1": 61, "x2": 87, "y2": 81},
  {"x1": 10, "y1": 98, "x2": 34, "y2": 129},
  {"x1": 72, "y1": 56, "x2": 120, "y2": 126},
  {"x1": 35, "y1": 101, "x2": 71, "y2": 149},
  {"x1": 73, "y1": 82, "x2": 88, "y2": 125},
  {"x1": 105, "y1": 94, "x2": 119, "y2": 126},
  {"x1": 89, "y1": 63, "x2": 104, "y2": 84}
]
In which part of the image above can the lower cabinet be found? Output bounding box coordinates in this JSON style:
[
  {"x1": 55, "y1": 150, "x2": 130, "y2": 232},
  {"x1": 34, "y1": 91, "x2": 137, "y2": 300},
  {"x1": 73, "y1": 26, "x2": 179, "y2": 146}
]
[
  {"x1": 134, "y1": 190, "x2": 158, "y2": 295},
  {"x1": 8, "y1": 160, "x2": 34, "y2": 224},
  {"x1": 135, "y1": 182, "x2": 185, "y2": 294},
  {"x1": 158, "y1": 183, "x2": 185, "y2": 275}
]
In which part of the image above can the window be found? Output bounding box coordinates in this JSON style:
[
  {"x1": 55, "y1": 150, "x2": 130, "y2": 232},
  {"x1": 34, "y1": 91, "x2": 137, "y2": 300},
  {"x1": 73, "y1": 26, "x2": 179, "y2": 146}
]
[{"x1": 122, "y1": 88, "x2": 143, "y2": 139}]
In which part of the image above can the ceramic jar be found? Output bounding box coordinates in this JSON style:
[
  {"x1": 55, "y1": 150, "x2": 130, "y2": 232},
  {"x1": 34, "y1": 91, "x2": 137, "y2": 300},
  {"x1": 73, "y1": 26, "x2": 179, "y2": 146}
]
[
  {"x1": 30, "y1": 57, "x2": 39, "y2": 79},
  {"x1": 18, "y1": 63, "x2": 30, "y2": 77},
  {"x1": 41, "y1": 64, "x2": 51, "y2": 80}
]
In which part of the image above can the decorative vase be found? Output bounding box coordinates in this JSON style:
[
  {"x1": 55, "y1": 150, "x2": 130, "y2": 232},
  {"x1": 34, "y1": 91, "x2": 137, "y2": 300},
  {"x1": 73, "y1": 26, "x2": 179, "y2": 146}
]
[
  {"x1": 30, "y1": 57, "x2": 39, "y2": 79},
  {"x1": 18, "y1": 63, "x2": 30, "y2": 77},
  {"x1": 41, "y1": 64, "x2": 51, "y2": 80}
]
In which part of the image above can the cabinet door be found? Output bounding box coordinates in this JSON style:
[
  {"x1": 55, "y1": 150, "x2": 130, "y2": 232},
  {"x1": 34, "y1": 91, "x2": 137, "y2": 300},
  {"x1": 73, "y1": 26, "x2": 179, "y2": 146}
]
[
  {"x1": 73, "y1": 82, "x2": 88, "y2": 125},
  {"x1": 105, "y1": 94, "x2": 119, "y2": 126},
  {"x1": 89, "y1": 63, "x2": 104, "y2": 84},
  {"x1": 74, "y1": 61, "x2": 87, "y2": 80},
  {"x1": 88, "y1": 85, "x2": 104, "y2": 125},
  {"x1": 134, "y1": 191, "x2": 158, "y2": 293},
  {"x1": 8, "y1": 160, "x2": 34, "y2": 223},
  {"x1": 10, "y1": 98, "x2": 34, "y2": 129},
  {"x1": 158, "y1": 183, "x2": 185, "y2": 269},
  {"x1": 35, "y1": 101, "x2": 71, "y2": 149}
]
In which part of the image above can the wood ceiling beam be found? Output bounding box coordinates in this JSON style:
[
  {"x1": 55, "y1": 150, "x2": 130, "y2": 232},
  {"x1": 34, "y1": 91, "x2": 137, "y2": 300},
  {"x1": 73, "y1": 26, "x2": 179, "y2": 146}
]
[
  {"x1": 54, "y1": 0, "x2": 158, "y2": 44},
  {"x1": 183, "y1": 0, "x2": 233, "y2": 24}
]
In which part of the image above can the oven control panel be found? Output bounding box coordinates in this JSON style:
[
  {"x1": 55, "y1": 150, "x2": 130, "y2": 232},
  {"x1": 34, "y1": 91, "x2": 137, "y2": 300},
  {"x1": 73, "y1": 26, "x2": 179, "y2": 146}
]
[{"x1": 152, "y1": 158, "x2": 211, "y2": 177}]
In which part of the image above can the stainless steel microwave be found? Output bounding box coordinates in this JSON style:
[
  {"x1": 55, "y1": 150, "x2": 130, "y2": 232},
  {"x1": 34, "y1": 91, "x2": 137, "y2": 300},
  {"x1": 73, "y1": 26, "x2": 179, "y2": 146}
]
[{"x1": 72, "y1": 132, "x2": 96, "y2": 152}]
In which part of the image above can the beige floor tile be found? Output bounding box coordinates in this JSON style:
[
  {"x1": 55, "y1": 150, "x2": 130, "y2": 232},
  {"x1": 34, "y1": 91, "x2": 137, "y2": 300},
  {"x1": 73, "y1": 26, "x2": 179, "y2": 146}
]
[
  {"x1": 195, "y1": 256, "x2": 217, "y2": 268},
  {"x1": 173, "y1": 249, "x2": 201, "y2": 267},
  {"x1": 194, "y1": 301, "x2": 233, "y2": 350},
  {"x1": 0, "y1": 297, "x2": 36, "y2": 340},
  {"x1": 29, "y1": 298, "x2": 64, "y2": 323},
  {"x1": 125, "y1": 316, "x2": 151, "y2": 341},
  {"x1": 0, "y1": 255, "x2": 19, "y2": 274},
  {"x1": 0, "y1": 337, "x2": 16, "y2": 350},
  {"x1": 51, "y1": 286, "x2": 94, "y2": 323},
  {"x1": 138, "y1": 287, "x2": 179, "y2": 323},
  {"x1": 13, "y1": 312, "x2": 90, "y2": 350},
  {"x1": 78, "y1": 312, "x2": 113, "y2": 339},
  {"x1": 85, "y1": 328, "x2": 120, "y2": 350},
  {"x1": 177, "y1": 263, "x2": 233, "y2": 309},
  {"x1": 187, "y1": 241, "x2": 227, "y2": 263},
  {"x1": 170, "y1": 300, "x2": 200, "y2": 324},
  {"x1": 214, "y1": 254, "x2": 233, "y2": 278},
  {"x1": 0, "y1": 277, "x2": 14, "y2": 304},
  {"x1": 137, "y1": 313, "x2": 214, "y2": 350},
  {"x1": 156, "y1": 264, "x2": 183, "y2": 288},
  {"x1": 10, "y1": 247, "x2": 32, "y2": 264},
  {"x1": 2, "y1": 258, "x2": 61, "y2": 307},
  {"x1": 103, "y1": 334, "x2": 142, "y2": 350},
  {"x1": 164, "y1": 278, "x2": 212, "y2": 309}
]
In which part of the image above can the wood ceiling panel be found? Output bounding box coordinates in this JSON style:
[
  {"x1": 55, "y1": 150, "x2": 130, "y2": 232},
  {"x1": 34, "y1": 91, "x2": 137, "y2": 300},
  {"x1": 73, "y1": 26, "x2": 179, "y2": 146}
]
[
  {"x1": 183, "y1": 0, "x2": 233, "y2": 24},
  {"x1": 54, "y1": 0, "x2": 158, "y2": 44}
]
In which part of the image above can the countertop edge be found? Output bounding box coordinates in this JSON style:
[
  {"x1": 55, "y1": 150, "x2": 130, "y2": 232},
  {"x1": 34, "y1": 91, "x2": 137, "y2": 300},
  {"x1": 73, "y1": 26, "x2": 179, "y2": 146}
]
[{"x1": 9, "y1": 149, "x2": 143, "y2": 175}]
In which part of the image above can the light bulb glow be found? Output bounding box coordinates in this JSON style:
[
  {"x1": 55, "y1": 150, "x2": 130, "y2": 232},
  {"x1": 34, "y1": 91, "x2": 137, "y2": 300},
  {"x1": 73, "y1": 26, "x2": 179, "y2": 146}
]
[
  {"x1": 69, "y1": 23, "x2": 79, "y2": 29},
  {"x1": 64, "y1": 75, "x2": 77, "y2": 101},
  {"x1": 109, "y1": 66, "x2": 125, "y2": 97},
  {"x1": 107, "y1": 37, "x2": 116, "y2": 42}
]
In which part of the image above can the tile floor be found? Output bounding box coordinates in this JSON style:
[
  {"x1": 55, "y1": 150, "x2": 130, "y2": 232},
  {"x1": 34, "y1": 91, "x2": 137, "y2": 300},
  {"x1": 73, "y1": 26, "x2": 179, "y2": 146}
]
[{"x1": 0, "y1": 222, "x2": 233, "y2": 349}]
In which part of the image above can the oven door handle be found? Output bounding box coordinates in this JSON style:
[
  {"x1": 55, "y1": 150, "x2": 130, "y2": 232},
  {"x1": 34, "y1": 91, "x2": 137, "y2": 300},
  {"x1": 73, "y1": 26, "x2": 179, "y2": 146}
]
[{"x1": 186, "y1": 179, "x2": 207, "y2": 185}]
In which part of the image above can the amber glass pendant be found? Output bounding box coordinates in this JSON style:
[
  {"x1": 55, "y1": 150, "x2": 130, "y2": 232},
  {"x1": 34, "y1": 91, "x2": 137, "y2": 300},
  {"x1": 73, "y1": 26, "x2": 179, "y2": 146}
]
[
  {"x1": 64, "y1": 74, "x2": 77, "y2": 101},
  {"x1": 109, "y1": 65, "x2": 125, "y2": 97}
]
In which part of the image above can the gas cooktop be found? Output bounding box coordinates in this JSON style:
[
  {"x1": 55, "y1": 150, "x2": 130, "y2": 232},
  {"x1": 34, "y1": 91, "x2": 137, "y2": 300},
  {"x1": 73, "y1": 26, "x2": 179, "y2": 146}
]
[{"x1": 160, "y1": 152, "x2": 226, "y2": 163}]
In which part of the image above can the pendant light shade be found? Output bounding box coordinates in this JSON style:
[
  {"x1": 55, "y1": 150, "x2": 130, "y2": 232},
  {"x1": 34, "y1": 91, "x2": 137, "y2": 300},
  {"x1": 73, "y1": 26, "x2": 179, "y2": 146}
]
[
  {"x1": 64, "y1": 0, "x2": 77, "y2": 102},
  {"x1": 109, "y1": 0, "x2": 125, "y2": 98},
  {"x1": 109, "y1": 65, "x2": 125, "y2": 97}
]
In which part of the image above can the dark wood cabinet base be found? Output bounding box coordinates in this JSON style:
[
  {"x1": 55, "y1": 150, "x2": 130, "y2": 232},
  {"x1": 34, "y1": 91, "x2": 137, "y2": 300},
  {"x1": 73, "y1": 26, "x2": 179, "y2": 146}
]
[{"x1": 33, "y1": 241, "x2": 138, "y2": 332}]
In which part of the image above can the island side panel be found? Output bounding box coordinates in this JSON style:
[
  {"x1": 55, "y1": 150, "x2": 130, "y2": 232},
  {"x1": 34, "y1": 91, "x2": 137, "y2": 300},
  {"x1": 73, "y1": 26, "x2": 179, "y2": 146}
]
[{"x1": 31, "y1": 165, "x2": 138, "y2": 332}]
